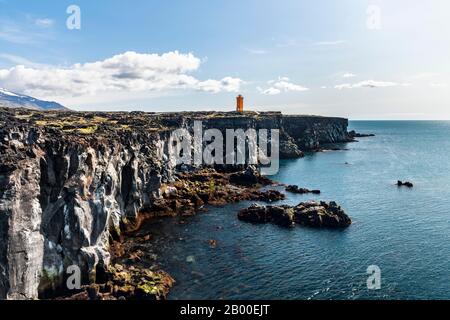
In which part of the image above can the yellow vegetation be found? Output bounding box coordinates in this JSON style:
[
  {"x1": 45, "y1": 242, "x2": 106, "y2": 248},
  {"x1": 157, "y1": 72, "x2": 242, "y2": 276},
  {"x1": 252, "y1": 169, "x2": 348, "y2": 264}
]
[{"x1": 77, "y1": 126, "x2": 98, "y2": 134}]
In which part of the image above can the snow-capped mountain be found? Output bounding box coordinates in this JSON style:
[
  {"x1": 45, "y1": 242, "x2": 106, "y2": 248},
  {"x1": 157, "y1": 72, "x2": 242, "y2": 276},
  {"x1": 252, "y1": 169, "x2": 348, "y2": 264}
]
[{"x1": 0, "y1": 88, "x2": 68, "y2": 110}]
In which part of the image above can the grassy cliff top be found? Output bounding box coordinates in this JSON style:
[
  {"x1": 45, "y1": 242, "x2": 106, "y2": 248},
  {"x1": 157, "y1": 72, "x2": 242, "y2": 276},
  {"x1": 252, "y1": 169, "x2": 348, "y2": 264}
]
[{"x1": 0, "y1": 107, "x2": 346, "y2": 137}]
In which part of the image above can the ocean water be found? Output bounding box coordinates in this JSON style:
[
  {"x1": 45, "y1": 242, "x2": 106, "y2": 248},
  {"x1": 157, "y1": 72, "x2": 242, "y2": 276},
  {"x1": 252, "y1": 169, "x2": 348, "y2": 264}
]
[{"x1": 140, "y1": 121, "x2": 450, "y2": 300}]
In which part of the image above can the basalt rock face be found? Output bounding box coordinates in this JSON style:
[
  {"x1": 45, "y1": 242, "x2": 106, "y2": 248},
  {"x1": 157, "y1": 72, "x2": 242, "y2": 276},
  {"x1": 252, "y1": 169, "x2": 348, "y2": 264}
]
[
  {"x1": 282, "y1": 115, "x2": 351, "y2": 150},
  {"x1": 0, "y1": 108, "x2": 352, "y2": 299},
  {"x1": 179, "y1": 112, "x2": 352, "y2": 154},
  {"x1": 0, "y1": 110, "x2": 172, "y2": 300}
]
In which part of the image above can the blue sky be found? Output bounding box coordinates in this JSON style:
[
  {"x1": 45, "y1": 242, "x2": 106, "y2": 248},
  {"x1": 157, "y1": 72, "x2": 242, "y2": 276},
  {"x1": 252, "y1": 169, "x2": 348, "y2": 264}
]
[{"x1": 0, "y1": 0, "x2": 449, "y2": 119}]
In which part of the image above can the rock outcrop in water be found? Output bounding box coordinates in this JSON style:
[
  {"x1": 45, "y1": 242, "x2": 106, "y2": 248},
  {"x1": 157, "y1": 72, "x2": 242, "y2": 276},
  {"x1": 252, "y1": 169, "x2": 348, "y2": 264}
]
[
  {"x1": 348, "y1": 130, "x2": 375, "y2": 138},
  {"x1": 397, "y1": 180, "x2": 413, "y2": 188},
  {"x1": 238, "y1": 201, "x2": 351, "y2": 228},
  {"x1": 285, "y1": 185, "x2": 321, "y2": 195},
  {"x1": 0, "y1": 108, "x2": 353, "y2": 299}
]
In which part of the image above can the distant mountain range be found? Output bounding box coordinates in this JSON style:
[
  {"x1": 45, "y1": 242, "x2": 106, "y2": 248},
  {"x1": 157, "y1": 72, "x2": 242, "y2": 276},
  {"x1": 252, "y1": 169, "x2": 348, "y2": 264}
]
[{"x1": 0, "y1": 88, "x2": 68, "y2": 110}]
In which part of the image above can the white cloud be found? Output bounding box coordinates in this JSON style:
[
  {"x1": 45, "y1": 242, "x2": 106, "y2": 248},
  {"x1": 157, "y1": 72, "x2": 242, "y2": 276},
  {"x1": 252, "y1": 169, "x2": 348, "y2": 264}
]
[
  {"x1": 314, "y1": 40, "x2": 346, "y2": 46},
  {"x1": 35, "y1": 18, "x2": 54, "y2": 28},
  {"x1": 278, "y1": 76, "x2": 290, "y2": 82},
  {"x1": 258, "y1": 87, "x2": 281, "y2": 95},
  {"x1": 274, "y1": 80, "x2": 309, "y2": 92},
  {"x1": 259, "y1": 77, "x2": 309, "y2": 95},
  {"x1": 0, "y1": 51, "x2": 243, "y2": 97},
  {"x1": 196, "y1": 77, "x2": 243, "y2": 93},
  {"x1": 335, "y1": 80, "x2": 410, "y2": 90},
  {"x1": 342, "y1": 73, "x2": 356, "y2": 78}
]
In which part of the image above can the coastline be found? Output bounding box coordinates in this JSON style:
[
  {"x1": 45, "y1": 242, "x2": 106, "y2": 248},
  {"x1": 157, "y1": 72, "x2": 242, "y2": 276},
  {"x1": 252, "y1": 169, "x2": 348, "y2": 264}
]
[{"x1": 0, "y1": 107, "x2": 360, "y2": 300}]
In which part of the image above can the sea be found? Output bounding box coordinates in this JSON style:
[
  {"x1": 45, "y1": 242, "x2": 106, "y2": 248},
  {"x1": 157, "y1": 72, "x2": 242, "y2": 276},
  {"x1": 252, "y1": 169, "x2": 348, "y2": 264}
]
[{"x1": 140, "y1": 121, "x2": 450, "y2": 300}]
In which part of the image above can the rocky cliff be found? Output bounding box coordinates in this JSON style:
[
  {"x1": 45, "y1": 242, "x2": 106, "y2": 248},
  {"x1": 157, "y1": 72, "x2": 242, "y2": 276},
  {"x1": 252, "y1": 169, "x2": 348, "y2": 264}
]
[{"x1": 0, "y1": 108, "x2": 352, "y2": 299}]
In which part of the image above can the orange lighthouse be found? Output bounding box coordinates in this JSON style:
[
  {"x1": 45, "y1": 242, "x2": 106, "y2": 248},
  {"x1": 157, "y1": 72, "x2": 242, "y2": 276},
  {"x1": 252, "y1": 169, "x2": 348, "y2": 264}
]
[{"x1": 236, "y1": 95, "x2": 244, "y2": 113}]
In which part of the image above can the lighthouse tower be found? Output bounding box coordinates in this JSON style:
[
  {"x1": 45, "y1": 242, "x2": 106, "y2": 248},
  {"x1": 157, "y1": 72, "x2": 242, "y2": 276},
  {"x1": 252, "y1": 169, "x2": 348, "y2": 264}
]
[{"x1": 236, "y1": 95, "x2": 244, "y2": 113}]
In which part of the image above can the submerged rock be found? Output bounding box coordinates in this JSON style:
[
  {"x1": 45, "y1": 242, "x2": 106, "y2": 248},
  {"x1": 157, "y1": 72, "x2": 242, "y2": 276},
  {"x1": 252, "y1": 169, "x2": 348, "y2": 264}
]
[
  {"x1": 186, "y1": 256, "x2": 196, "y2": 263},
  {"x1": 238, "y1": 201, "x2": 351, "y2": 228},
  {"x1": 208, "y1": 239, "x2": 218, "y2": 248}
]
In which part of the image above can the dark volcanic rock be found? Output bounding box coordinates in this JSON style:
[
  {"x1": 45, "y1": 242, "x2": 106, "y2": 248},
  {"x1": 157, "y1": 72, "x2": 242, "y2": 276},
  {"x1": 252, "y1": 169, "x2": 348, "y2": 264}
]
[
  {"x1": 145, "y1": 168, "x2": 285, "y2": 221},
  {"x1": 397, "y1": 180, "x2": 413, "y2": 188},
  {"x1": 229, "y1": 166, "x2": 271, "y2": 186},
  {"x1": 349, "y1": 130, "x2": 375, "y2": 138},
  {"x1": 279, "y1": 132, "x2": 304, "y2": 158},
  {"x1": 251, "y1": 189, "x2": 285, "y2": 202},
  {"x1": 58, "y1": 264, "x2": 174, "y2": 300},
  {"x1": 237, "y1": 204, "x2": 272, "y2": 224},
  {"x1": 285, "y1": 185, "x2": 321, "y2": 194},
  {"x1": 269, "y1": 205, "x2": 295, "y2": 227},
  {"x1": 236, "y1": 203, "x2": 295, "y2": 227},
  {"x1": 294, "y1": 201, "x2": 351, "y2": 228},
  {"x1": 238, "y1": 201, "x2": 351, "y2": 228}
]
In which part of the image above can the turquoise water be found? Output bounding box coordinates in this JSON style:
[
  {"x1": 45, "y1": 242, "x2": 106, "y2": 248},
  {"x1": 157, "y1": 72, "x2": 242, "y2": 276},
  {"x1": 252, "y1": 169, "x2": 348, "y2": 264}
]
[{"x1": 142, "y1": 121, "x2": 450, "y2": 300}]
